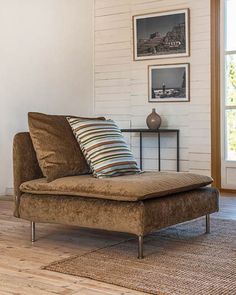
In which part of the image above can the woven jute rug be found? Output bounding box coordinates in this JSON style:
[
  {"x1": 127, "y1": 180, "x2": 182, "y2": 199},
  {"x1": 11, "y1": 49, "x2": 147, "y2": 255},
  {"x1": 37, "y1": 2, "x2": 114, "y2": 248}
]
[{"x1": 43, "y1": 218, "x2": 236, "y2": 295}]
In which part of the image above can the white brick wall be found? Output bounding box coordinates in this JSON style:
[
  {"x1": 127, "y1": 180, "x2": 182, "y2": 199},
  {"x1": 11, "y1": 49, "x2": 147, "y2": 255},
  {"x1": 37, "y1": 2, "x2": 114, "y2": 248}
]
[{"x1": 94, "y1": 0, "x2": 211, "y2": 176}]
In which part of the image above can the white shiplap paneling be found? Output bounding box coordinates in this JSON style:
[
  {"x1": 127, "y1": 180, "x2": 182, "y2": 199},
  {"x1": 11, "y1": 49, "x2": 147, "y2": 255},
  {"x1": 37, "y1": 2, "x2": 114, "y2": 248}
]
[{"x1": 94, "y1": 0, "x2": 211, "y2": 174}]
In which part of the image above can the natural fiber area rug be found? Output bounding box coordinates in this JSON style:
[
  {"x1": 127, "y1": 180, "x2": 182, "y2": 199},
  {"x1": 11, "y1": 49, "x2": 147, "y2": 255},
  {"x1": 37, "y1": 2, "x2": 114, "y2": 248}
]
[{"x1": 44, "y1": 218, "x2": 236, "y2": 295}]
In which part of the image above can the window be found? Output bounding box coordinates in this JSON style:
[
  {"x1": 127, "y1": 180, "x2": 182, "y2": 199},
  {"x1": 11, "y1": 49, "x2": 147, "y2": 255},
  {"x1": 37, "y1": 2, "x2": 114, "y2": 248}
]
[{"x1": 224, "y1": 0, "x2": 236, "y2": 161}]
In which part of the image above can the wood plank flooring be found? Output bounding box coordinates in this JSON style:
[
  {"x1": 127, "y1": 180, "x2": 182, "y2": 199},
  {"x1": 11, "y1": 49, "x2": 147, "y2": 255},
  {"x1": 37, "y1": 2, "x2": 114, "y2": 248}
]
[{"x1": 0, "y1": 195, "x2": 235, "y2": 295}]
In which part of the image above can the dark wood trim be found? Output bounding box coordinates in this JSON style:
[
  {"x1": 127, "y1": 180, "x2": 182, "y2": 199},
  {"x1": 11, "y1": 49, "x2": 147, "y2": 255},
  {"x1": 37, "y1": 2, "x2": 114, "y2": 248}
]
[
  {"x1": 211, "y1": 0, "x2": 221, "y2": 189},
  {"x1": 220, "y1": 189, "x2": 236, "y2": 195}
]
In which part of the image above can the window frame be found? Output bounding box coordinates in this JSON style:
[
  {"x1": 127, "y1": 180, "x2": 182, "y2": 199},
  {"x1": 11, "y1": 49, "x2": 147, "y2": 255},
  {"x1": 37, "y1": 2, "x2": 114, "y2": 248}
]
[{"x1": 221, "y1": 0, "x2": 236, "y2": 163}]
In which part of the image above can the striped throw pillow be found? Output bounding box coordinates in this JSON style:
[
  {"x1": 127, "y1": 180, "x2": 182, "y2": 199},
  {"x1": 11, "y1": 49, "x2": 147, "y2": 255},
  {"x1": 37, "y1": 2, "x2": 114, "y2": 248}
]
[{"x1": 67, "y1": 118, "x2": 141, "y2": 178}]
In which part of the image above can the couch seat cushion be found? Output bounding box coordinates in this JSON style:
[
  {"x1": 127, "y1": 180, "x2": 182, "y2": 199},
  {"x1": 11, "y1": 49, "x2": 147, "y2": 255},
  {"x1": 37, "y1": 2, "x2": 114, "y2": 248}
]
[{"x1": 20, "y1": 172, "x2": 213, "y2": 202}]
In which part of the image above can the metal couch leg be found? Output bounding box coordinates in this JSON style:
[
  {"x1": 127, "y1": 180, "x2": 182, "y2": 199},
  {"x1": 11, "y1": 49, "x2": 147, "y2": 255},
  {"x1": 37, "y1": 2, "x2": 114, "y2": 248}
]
[
  {"x1": 206, "y1": 214, "x2": 210, "y2": 234},
  {"x1": 138, "y1": 235, "x2": 144, "y2": 259},
  {"x1": 31, "y1": 221, "x2": 35, "y2": 242}
]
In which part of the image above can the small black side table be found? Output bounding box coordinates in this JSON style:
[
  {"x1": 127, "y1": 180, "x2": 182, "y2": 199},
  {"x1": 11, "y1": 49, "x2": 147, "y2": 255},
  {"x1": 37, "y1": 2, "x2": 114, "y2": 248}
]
[{"x1": 121, "y1": 128, "x2": 180, "y2": 172}]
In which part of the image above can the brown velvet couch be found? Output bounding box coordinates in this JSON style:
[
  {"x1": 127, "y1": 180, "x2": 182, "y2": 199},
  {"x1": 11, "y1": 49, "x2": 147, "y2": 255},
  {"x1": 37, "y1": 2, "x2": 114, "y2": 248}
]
[{"x1": 13, "y1": 132, "x2": 219, "y2": 258}]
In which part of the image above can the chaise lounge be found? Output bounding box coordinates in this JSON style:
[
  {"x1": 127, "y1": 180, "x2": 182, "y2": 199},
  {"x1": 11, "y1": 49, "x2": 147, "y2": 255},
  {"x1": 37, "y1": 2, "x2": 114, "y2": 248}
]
[{"x1": 13, "y1": 132, "x2": 219, "y2": 259}]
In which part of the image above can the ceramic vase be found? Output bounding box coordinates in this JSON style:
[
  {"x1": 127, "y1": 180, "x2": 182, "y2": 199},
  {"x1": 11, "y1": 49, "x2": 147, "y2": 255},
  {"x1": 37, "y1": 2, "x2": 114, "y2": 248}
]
[{"x1": 146, "y1": 108, "x2": 162, "y2": 130}]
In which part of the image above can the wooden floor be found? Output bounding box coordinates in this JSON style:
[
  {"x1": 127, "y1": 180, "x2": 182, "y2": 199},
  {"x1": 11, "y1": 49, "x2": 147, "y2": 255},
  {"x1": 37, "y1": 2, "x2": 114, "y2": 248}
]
[{"x1": 0, "y1": 194, "x2": 235, "y2": 295}]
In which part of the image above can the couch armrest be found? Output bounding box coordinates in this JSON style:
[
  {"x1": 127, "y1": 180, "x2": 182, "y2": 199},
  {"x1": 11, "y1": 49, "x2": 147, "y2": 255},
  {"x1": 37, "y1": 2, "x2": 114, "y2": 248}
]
[{"x1": 13, "y1": 132, "x2": 43, "y2": 217}]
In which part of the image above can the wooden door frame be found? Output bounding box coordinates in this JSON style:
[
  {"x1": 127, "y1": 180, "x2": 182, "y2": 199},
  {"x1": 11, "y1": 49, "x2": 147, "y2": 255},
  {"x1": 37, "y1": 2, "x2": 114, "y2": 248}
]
[
  {"x1": 211, "y1": 0, "x2": 236, "y2": 194},
  {"x1": 211, "y1": 0, "x2": 221, "y2": 189}
]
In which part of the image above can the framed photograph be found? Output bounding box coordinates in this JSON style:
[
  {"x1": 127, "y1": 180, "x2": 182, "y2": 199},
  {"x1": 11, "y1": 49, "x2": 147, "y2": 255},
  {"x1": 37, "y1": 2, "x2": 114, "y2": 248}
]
[
  {"x1": 148, "y1": 63, "x2": 190, "y2": 102},
  {"x1": 133, "y1": 9, "x2": 190, "y2": 60}
]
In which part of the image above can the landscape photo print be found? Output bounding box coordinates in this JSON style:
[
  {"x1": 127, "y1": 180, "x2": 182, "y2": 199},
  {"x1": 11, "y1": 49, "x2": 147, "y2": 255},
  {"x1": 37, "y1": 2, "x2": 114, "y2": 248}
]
[
  {"x1": 148, "y1": 64, "x2": 190, "y2": 102},
  {"x1": 133, "y1": 9, "x2": 189, "y2": 60}
]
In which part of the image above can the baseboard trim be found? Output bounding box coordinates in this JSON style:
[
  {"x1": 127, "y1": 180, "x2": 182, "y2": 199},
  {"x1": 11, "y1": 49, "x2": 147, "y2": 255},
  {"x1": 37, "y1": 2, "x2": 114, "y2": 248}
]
[
  {"x1": 5, "y1": 188, "x2": 14, "y2": 196},
  {"x1": 220, "y1": 189, "x2": 236, "y2": 195}
]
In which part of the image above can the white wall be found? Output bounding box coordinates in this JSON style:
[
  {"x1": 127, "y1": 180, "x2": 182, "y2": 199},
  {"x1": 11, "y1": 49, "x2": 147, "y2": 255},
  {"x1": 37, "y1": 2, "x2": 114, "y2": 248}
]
[
  {"x1": 94, "y1": 0, "x2": 211, "y2": 176},
  {"x1": 0, "y1": 0, "x2": 94, "y2": 195}
]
